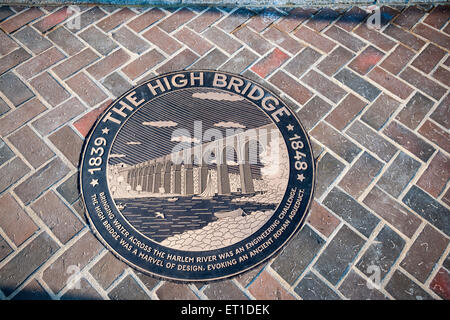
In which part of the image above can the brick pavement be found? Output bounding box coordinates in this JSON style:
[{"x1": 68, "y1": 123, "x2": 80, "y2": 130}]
[{"x1": 0, "y1": 4, "x2": 449, "y2": 300}]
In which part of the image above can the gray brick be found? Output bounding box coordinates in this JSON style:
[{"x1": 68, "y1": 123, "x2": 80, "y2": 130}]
[
  {"x1": 79, "y1": 26, "x2": 117, "y2": 56},
  {"x1": 272, "y1": 224, "x2": 325, "y2": 285},
  {"x1": 296, "y1": 96, "x2": 332, "y2": 132},
  {"x1": 0, "y1": 157, "x2": 30, "y2": 194},
  {"x1": 377, "y1": 151, "x2": 421, "y2": 198},
  {"x1": 285, "y1": 47, "x2": 321, "y2": 78},
  {"x1": 385, "y1": 270, "x2": 433, "y2": 300},
  {"x1": 0, "y1": 232, "x2": 59, "y2": 296},
  {"x1": 323, "y1": 187, "x2": 380, "y2": 238},
  {"x1": 396, "y1": 92, "x2": 434, "y2": 130},
  {"x1": 335, "y1": 68, "x2": 381, "y2": 102},
  {"x1": 294, "y1": 271, "x2": 341, "y2": 300},
  {"x1": 101, "y1": 72, "x2": 132, "y2": 98},
  {"x1": 315, "y1": 152, "x2": 346, "y2": 199},
  {"x1": 14, "y1": 26, "x2": 52, "y2": 54},
  {"x1": 356, "y1": 225, "x2": 405, "y2": 280},
  {"x1": 0, "y1": 97, "x2": 10, "y2": 116},
  {"x1": 338, "y1": 270, "x2": 388, "y2": 300},
  {"x1": 0, "y1": 234, "x2": 12, "y2": 262},
  {"x1": 346, "y1": 120, "x2": 398, "y2": 162},
  {"x1": 14, "y1": 157, "x2": 70, "y2": 205},
  {"x1": 0, "y1": 138, "x2": 15, "y2": 167},
  {"x1": 108, "y1": 275, "x2": 150, "y2": 300},
  {"x1": 0, "y1": 72, "x2": 34, "y2": 107},
  {"x1": 361, "y1": 94, "x2": 399, "y2": 131},
  {"x1": 403, "y1": 185, "x2": 450, "y2": 236},
  {"x1": 314, "y1": 224, "x2": 365, "y2": 285},
  {"x1": 47, "y1": 27, "x2": 85, "y2": 56}
]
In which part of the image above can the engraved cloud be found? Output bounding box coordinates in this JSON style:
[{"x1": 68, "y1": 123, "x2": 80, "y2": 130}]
[
  {"x1": 142, "y1": 120, "x2": 178, "y2": 127},
  {"x1": 192, "y1": 92, "x2": 244, "y2": 101}
]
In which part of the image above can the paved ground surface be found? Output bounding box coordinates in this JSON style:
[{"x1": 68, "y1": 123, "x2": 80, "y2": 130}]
[{"x1": 0, "y1": 4, "x2": 449, "y2": 300}]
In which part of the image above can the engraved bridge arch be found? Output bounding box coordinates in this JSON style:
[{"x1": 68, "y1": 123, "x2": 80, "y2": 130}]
[{"x1": 117, "y1": 123, "x2": 280, "y2": 196}]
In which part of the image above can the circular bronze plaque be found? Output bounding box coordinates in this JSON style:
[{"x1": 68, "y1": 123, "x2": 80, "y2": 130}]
[{"x1": 80, "y1": 70, "x2": 315, "y2": 281}]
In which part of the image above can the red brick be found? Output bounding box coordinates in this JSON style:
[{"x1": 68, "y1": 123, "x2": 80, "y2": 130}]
[
  {"x1": 400, "y1": 224, "x2": 449, "y2": 283},
  {"x1": 203, "y1": 26, "x2": 242, "y2": 55},
  {"x1": 0, "y1": 48, "x2": 31, "y2": 76},
  {"x1": 348, "y1": 46, "x2": 384, "y2": 75},
  {"x1": 325, "y1": 93, "x2": 367, "y2": 130},
  {"x1": 234, "y1": 26, "x2": 273, "y2": 55},
  {"x1": 142, "y1": 26, "x2": 182, "y2": 55},
  {"x1": 0, "y1": 98, "x2": 47, "y2": 136},
  {"x1": 174, "y1": 27, "x2": 213, "y2": 55},
  {"x1": 251, "y1": 48, "x2": 289, "y2": 78},
  {"x1": 52, "y1": 48, "x2": 100, "y2": 80},
  {"x1": 393, "y1": 6, "x2": 425, "y2": 30},
  {"x1": 262, "y1": 26, "x2": 304, "y2": 54},
  {"x1": 43, "y1": 231, "x2": 104, "y2": 294},
  {"x1": 49, "y1": 126, "x2": 84, "y2": 167},
  {"x1": 127, "y1": 8, "x2": 165, "y2": 33},
  {"x1": 156, "y1": 49, "x2": 199, "y2": 75},
  {"x1": 433, "y1": 66, "x2": 450, "y2": 87},
  {"x1": 66, "y1": 72, "x2": 108, "y2": 107},
  {"x1": 97, "y1": 8, "x2": 136, "y2": 32},
  {"x1": 294, "y1": 26, "x2": 336, "y2": 53},
  {"x1": 354, "y1": 24, "x2": 396, "y2": 52},
  {"x1": 430, "y1": 268, "x2": 450, "y2": 300},
  {"x1": 122, "y1": 49, "x2": 165, "y2": 80},
  {"x1": 0, "y1": 193, "x2": 38, "y2": 246},
  {"x1": 413, "y1": 23, "x2": 450, "y2": 50},
  {"x1": 187, "y1": 7, "x2": 223, "y2": 33},
  {"x1": 400, "y1": 67, "x2": 446, "y2": 101},
  {"x1": 423, "y1": 5, "x2": 449, "y2": 30},
  {"x1": 32, "y1": 97, "x2": 86, "y2": 136},
  {"x1": 317, "y1": 46, "x2": 354, "y2": 76},
  {"x1": 419, "y1": 120, "x2": 450, "y2": 154},
  {"x1": 269, "y1": 70, "x2": 312, "y2": 105},
  {"x1": 324, "y1": 25, "x2": 365, "y2": 53},
  {"x1": 73, "y1": 99, "x2": 111, "y2": 137},
  {"x1": 301, "y1": 70, "x2": 347, "y2": 104},
  {"x1": 306, "y1": 200, "x2": 340, "y2": 237},
  {"x1": 417, "y1": 151, "x2": 450, "y2": 198},
  {"x1": 87, "y1": 48, "x2": 130, "y2": 80},
  {"x1": 384, "y1": 24, "x2": 425, "y2": 51},
  {"x1": 248, "y1": 270, "x2": 295, "y2": 300},
  {"x1": 275, "y1": 8, "x2": 315, "y2": 33},
  {"x1": 33, "y1": 7, "x2": 74, "y2": 33},
  {"x1": 383, "y1": 121, "x2": 435, "y2": 162},
  {"x1": 368, "y1": 67, "x2": 413, "y2": 100},
  {"x1": 29, "y1": 72, "x2": 70, "y2": 107},
  {"x1": 247, "y1": 8, "x2": 282, "y2": 32},
  {"x1": 16, "y1": 47, "x2": 65, "y2": 80},
  {"x1": 379, "y1": 44, "x2": 416, "y2": 75},
  {"x1": 0, "y1": 7, "x2": 44, "y2": 33},
  {"x1": 363, "y1": 186, "x2": 421, "y2": 238},
  {"x1": 411, "y1": 43, "x2": 446, "y2": 74},
  {"x1": 338, "y1": 151, "x2": 383, "y2": 199},
  {"x1": 157, "y1": 7, "x2": 196, "y2": 33},
  {"x1": 8, "y1": 125, "x2": 54, "y2": 169}
]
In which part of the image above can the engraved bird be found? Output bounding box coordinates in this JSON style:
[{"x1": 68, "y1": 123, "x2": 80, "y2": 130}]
[{"x1": 155, "y1": 212, "x2": 165, "y2": 219}]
